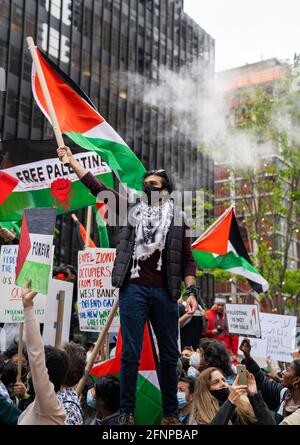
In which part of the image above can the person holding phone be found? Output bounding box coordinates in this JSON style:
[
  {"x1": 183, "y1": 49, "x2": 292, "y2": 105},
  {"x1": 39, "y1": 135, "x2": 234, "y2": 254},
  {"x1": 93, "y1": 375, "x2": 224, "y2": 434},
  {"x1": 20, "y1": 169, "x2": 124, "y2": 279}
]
[
  {"x1": 202, "y1": 296, "x2": 239, "y2": 362},
  {"x1": 189, "y1": 366, "x2": 274, "y2": 425},
  {"x1": 240, "y1": 338, "x2": 300, "y2": 424}
]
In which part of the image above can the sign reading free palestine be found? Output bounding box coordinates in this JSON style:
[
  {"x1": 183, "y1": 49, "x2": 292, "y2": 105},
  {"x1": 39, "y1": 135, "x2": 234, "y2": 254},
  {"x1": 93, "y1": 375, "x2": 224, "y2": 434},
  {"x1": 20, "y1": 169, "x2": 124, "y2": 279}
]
[{"x1": 16, "y1": 208, "x2": 56, "y2": 294}]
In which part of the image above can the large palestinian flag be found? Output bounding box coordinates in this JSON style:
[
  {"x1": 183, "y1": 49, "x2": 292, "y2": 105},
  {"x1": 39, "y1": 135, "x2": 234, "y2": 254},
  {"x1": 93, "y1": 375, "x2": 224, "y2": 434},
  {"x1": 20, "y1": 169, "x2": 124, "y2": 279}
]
[
  {"x1": 0, "y1": 138, "x2": 113, "y2": 221},
  {"x1": 31, "y1": 49, "x2": 145, "y2": 194},
  {"x1": 192, "y1": 207, "x2": 269, "y2": 293},
  {"x1": 90, "y1": 324, "x2": 162, "y2": 425},
  {"x1": 16, "y1": 208, "x2": 56, "y2": 294}
]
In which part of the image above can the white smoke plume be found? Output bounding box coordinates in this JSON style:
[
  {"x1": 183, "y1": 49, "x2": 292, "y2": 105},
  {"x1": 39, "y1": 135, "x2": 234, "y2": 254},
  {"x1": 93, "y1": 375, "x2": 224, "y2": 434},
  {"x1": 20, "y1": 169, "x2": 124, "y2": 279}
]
[{"x1": 125, "y1": 60, "x2": 276, "y2": 169}]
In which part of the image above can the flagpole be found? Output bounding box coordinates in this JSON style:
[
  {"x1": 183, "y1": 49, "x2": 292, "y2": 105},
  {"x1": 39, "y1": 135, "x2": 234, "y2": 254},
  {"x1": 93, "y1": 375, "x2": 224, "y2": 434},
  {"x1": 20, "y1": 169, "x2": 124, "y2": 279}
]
[
  {"x1": 17, "y1": 323, "x2": 24, "y2": 382},
  {"x1": 26, "y1": 36, "x2": 69, "y2": 166},
  {"x1": 84, "y1": 206, "x2": 92, "y2": 249},
  {"x1": 76, "y1": 296, "x2": 119, "y2": 396},
  {"x1": 192, "y1": 205, "x2": 235, "y2": 247}
]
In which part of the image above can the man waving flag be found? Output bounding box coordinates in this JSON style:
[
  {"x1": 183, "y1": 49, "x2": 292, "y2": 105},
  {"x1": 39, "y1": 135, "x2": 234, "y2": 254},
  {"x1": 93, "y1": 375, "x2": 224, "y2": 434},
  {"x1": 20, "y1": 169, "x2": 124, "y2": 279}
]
[{"x1": 31, "y1": 48, "x2": 145, "y2": 193}]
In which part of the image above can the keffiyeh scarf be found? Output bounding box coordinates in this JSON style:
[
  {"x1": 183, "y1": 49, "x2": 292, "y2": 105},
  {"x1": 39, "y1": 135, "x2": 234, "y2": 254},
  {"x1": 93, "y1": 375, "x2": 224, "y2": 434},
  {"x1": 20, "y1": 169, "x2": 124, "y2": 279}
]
[{"x1": 130, "y1": 200, "x2": 174, "y2": 278}]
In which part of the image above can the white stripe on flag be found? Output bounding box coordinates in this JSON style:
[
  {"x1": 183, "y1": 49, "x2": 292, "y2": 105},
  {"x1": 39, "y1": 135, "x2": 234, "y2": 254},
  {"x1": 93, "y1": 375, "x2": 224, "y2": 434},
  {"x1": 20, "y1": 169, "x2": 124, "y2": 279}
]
[
  {"x1": 83, "y1": 121, "x2": 129, "y2": 147},
  {"x1": 226, "y1": 266, "x2": 269, "y2": 292}
]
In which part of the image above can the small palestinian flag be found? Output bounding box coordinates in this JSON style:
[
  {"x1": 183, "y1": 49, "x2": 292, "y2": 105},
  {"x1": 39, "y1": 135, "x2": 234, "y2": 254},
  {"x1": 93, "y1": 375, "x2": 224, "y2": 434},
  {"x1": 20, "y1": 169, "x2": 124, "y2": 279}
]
[
  {"x1": 0, "y1": 171, "x2": 19, "y2": 206},
  {"x1": 31, "y1": 49, "x2": 145, "y2": 194},
  {"x1": 71, "y1": 213, "x2": 96, "y2": 249},
  {"x1": 92, "y1": 203, "x2": 109, "y2": 248},
  {"x1": 192, "y1": 207, "x2": 269, "y2": 293},
  {"x1": 0, "y1": 138, "x2": 113, "y2": 221},
  {"x1": 16, "y1": 208, "x2": 56, "y2": 294},
  {"x1": 90, "y1": 324, "x2": 162, "y2": 425}
]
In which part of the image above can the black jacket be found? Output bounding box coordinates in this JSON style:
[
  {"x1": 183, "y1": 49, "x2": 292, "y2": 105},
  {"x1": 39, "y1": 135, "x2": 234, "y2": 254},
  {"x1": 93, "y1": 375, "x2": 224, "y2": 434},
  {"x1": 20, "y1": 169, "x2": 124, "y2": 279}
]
[
  {"x1": 111, "y1": 207, "x2": 192, "y2": 301},
  {"x1": 209, "y1": 392, "x2": 275, "y2": 425}
]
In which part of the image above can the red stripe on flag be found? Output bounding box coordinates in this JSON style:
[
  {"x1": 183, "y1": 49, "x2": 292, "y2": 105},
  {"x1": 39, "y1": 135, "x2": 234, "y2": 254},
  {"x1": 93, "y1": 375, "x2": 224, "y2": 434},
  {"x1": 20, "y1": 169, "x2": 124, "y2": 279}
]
[
  {"x1": 95, "y1": 202, "x2": 107, "y2": 221},
  {"x1": 90, "y1": 324, "x2": 156, "y2": 378},
  {"x1": 193, "y1": 208, "x2": 233, "y2": 255},
  {"x1": 0, "y1": 171, "x2": 18, "y2": 206},
  {"x1": 34, "y1": 49, "x2": 104, "y2": 134},
  {"x1": 16, "y1": 212, "x2": 31, "y2": 280}
]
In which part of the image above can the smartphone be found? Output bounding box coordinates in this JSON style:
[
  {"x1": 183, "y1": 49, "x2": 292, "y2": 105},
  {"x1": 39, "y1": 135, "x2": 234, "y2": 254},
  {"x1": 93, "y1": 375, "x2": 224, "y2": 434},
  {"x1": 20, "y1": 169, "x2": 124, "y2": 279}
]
[{"x1": 237, "y1": 364, "x2": 248, "y2": 386}]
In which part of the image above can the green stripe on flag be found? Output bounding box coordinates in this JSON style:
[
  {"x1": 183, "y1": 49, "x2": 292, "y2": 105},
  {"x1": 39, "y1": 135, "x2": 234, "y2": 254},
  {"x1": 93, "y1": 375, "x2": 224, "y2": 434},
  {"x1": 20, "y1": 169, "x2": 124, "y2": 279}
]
[
  {"x1": 66, "y1": 132, "x2": 145, "y2": 192},
  {"x1": 193, "y1": 250, "x2": 259, "y2": 274},
  {"x1": 16, "y1": 261, "x2": 51, "y2": 295}
]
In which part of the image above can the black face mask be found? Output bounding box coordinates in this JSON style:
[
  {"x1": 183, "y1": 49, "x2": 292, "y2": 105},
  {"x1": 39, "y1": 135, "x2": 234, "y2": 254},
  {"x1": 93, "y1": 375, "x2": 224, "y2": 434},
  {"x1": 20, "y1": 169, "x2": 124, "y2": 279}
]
[
  {"x1": 210, "y1": 387, "x2": 230, "y2": 403},
  {"x1": 142, "y1": 184, "x2": 163, "y2": 204}
]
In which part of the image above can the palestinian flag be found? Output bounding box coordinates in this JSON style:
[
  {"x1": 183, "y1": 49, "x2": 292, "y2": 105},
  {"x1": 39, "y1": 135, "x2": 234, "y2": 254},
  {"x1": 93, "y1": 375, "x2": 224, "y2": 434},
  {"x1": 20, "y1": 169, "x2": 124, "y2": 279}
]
[
  {"x1": 90, "y1": 324, "x2": 162, "y2": 425},
  {"x1": 0, "y1": 138, "x2": 113, "y2": 221},
  {"x1": 16, "y1": 208, "x2": 56, "y2": 294},
  {"x1": 0, "y1": 171, "x2": 19, "y2": 206},
  {"x1": 71, "y1": 213, "x2": 96, "y2": 249},
  {"x1": 93, "y1": 203, "x2": 109, "y2": 248},
  {"x1": 192, "y1": 207, "x2": 269, "y2": 293},
  {"x1": 31, "y1": 49, "x2": 145, "y2": 194}
]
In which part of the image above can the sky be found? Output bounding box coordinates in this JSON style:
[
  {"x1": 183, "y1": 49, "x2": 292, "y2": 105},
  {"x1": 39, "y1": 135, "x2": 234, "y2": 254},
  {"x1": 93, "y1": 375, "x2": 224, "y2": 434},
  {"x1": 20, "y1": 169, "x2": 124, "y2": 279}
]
[{"x1": 184, "y1": 0, "x2": 300, "y2": 72}]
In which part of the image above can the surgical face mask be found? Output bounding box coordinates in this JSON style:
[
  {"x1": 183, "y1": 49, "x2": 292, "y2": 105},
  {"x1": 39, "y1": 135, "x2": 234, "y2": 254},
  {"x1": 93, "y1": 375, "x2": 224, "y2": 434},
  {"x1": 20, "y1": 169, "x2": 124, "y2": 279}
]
[
  {"x1": 187, "y1": 366, "x2": 197, "y2": 379},
  {"x1": 86, "y1": 389, "x2": 96, "y2": 410},
  {"x1": 189, "y1": 352, "x2": 200, "y2": 369},
  {"x1": 177, "y1": 391, "x2": 188, "y2": 409},
  {"x1": 210, "y1": 387, "x2": 230, "y2": 403}
]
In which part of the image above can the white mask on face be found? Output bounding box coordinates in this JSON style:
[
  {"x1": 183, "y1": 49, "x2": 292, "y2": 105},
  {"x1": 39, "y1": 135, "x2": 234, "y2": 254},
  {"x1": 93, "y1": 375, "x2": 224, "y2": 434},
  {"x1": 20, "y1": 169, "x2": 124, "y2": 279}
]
[{"x1": 189, "y1": 352, "x2": 200, "y2": 369}]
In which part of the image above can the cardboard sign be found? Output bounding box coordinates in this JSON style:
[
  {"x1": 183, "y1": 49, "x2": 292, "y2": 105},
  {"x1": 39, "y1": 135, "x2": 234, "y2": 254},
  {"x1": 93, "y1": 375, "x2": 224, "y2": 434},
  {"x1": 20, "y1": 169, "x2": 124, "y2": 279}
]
[
  {"x1": 77, "y1": 248, "x2": 119, "y2": 332},
  {"x1": 226, "y1": 304, "x2": 261, "y2": 338},
  {"x1": 16, "y1": 208, "x2": 56, "y2": 294},
  {"x1": 0, "y1": 245, "x2": 46, "y2": 323},
  {"x1": 42, "y1": 279, "x2": 74, "y2": 346},
  {"x1": 239, "y1": 313, "x2": 297, "y2": 363}
]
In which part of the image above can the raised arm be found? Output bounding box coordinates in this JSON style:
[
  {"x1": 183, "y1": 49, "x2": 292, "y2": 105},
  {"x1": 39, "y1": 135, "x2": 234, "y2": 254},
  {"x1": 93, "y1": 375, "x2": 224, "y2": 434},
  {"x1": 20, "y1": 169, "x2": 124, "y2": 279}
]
[
  {"x1": 57, "y1": 146, "x2": 128, "y2": 216},
  {"x1": 22, "y1": 280, "x2": 64, "y2": 416},
  {"x1": 240, "y1": 338, "x2": 285, "y2": 411}
]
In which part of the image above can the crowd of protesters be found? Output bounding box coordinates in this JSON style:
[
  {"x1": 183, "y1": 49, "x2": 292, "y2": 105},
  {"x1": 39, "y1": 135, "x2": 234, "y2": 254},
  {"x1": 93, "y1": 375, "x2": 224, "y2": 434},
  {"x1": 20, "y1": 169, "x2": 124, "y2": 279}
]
[{"x1": 1, "y1": 280, "x2": 299, "y2": 426}]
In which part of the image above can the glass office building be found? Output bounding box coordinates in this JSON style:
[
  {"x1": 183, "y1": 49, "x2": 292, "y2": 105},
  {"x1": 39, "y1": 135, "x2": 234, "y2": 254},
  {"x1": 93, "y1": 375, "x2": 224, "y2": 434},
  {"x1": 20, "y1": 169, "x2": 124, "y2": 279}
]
[{"x1": 0, "y1": 0, "x2": 215, "y2": 301}]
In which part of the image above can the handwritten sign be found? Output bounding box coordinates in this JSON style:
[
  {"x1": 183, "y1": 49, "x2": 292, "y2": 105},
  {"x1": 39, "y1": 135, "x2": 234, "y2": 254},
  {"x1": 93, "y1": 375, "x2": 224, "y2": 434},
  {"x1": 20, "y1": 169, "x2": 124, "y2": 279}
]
[
  {"x1": 239, "y1": 313, "x2": 297, "y2": 362},
  {"x1": 226, "y1": 304, "x2": 261, "y2": 338},
  {"x1": 77, "y1": 248, "x2": 119, "y2": 332},
  {"x1": 0, "y1": 245, "x2": 46, "y2": 323}
]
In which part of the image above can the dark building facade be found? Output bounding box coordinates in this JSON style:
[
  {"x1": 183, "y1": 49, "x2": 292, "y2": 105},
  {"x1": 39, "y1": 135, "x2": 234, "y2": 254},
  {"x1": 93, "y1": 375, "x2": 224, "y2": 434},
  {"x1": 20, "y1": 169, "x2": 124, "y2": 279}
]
[{"x1": 0, "y1": 0, "x2": 215, "y2": 301}]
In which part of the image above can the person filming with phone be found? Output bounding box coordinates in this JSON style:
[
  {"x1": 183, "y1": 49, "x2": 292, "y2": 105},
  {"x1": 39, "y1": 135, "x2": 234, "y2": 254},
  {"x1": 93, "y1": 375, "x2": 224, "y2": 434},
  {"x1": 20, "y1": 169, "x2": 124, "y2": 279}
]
[{"x1": 202, "y1": 296, "x2": 238, "y2": 362}]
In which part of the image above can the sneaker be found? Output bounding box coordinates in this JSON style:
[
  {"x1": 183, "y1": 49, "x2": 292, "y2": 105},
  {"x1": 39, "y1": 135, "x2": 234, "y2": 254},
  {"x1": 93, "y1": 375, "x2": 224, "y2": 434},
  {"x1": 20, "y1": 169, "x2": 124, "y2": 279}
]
[
  {"x1": 160, "y1": 416, "x2": 181, "y2": 425},
  {"x1": 119, "y1": 412, "x2": 135, "y2": 425}
]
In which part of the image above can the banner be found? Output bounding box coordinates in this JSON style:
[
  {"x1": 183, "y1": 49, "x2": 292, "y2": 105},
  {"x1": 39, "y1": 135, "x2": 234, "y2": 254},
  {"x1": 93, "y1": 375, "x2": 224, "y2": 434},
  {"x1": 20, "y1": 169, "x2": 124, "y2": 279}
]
[
  {"x1": 226, "y1": 304, "x2": 261, "y2": 338},
  {"x1": 239, "y1": 313, "x2": 297, "y2": 362},
  {"x1": 0, "y1": 245, "x2": 46, "y2": 323},
  {"x1": 16, "y1": 208, "x2": 56, "y2": 294},
  {"x1": 42, "y1": 279, "x2": 74, "y2": 346},
  {"x1": 77, "y1": 248, "x2": 119, "y2": 332}
]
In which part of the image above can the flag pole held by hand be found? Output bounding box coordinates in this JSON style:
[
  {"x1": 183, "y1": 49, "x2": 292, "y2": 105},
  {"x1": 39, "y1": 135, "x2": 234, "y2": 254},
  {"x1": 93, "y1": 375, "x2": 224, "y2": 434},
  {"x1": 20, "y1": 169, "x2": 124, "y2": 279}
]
[{"x1": 26, "y1": 36, "x2": 69, "y2": 166}]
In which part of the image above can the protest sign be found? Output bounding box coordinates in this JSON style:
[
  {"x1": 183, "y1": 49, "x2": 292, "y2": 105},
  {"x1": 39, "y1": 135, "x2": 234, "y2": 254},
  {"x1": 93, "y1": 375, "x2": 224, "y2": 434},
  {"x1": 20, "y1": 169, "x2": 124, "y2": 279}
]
[
  {"x1": 0, "y1": 245, "x2": 46, "y2": 323},
  {"x1": 16, "y1": 208, "x2": 56, "y2": 294},
  {"x1": 239, "y1": 313, "x2": 297, "y2": 362},
  {"x1": 42, "y1": 279, "x2": 74, "y2": 346},
  {"x1": 226, "y1": 303, "x2": 261, "y2": 338},
  {"x1": 78, "y1": 248, "x2": 119, "y2": 332}
]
